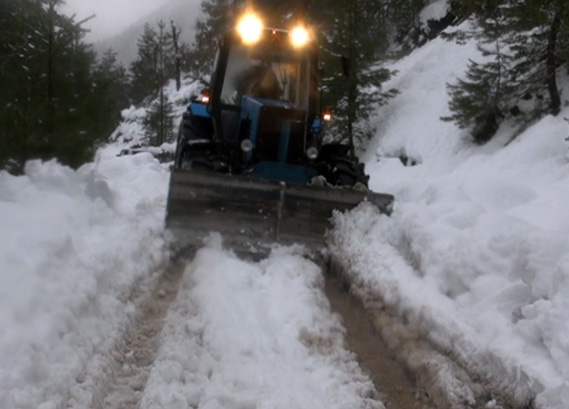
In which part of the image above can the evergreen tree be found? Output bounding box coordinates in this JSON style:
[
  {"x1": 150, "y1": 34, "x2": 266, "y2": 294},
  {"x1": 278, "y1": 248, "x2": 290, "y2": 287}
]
[
  {"x1": 130, "y1": 24, "x2": 160, "y2": 103},
  {"x1": 144, "y1": 97, "x2": 175, "y2": 146},
  {"x1": 170, "y1": 20, "x2": 183, "y2": 91},
  {"x1": 130, "y1": 20, "x2": 178, "y2": 146},
  {"x1": 190, "y1": 0, "x2": 235, "y2": 79},
  {"x1": 443, "y1": 53, "x2": 513, "y2": 142},
  {"x1": 446, "y1": 0, "x2": 569, "y2": 142},
  {"x1": 316, "y1": 0, "x2": 397, "y2": 150},
  {"x1": 387, "y1": 0, "x2": 428, "y2": 48},
  {"x1": 92, "y1": 49, "x2": 131, "y2": 138},
  {"x1": 0, "y1": 0, "x2": 111, "y2": 171},
  {"x1": 503, "y1": 0, "x2": 568, "y2": 117},
  {"x1": 443, "y1": 10, "x2": 515, "y2": 142}
]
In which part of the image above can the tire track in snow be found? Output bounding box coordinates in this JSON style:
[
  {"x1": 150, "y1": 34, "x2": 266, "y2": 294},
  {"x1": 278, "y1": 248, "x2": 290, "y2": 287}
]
[
  {"x1": 68, "y1": 257, "x2": 187, "y2": 409},
  {"x1": 323, "y1": 271, "x2": 435, "y2": 409},
  {"x1": 103, "y1": 261, "x2": 185, "y2": 408},
  {"x1": 326, "y1": 255, "x2": 517, "y2": 409}
]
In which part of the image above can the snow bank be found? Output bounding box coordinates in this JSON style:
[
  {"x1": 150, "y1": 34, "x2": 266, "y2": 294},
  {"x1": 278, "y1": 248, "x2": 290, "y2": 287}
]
[
  {"x1": 141, "y1": 241, "x2": 383, "y2": 409},
  {"x1": 109, "y1": 78, "x2": 202, "y2": 150},
  {"x1": 0, "y1": 151, "x2": 169, "y2": 408},
  {"x1": 334, "y1": 20, "x2": 569, "y2": 409}
]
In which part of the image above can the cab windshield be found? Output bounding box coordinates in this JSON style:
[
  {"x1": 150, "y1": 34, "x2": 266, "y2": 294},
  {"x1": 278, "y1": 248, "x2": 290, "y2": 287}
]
[{"x1": 221, "y1": 36, "x2": 311, "y2": 110}]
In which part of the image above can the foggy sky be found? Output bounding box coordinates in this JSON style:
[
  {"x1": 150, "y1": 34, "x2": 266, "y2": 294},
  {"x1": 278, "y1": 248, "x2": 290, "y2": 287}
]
[{"x1": 62, "y1": 0, "x2": 171, "y2": 42}]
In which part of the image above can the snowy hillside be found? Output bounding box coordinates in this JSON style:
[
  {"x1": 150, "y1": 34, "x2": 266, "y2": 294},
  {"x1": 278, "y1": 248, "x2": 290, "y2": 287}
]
[
  {"x1": 330, "y1": 20, "x2": 569, "y2": 409},
  {"x1": 2, "y1": 12, "x2": 569, "y2": 409}
]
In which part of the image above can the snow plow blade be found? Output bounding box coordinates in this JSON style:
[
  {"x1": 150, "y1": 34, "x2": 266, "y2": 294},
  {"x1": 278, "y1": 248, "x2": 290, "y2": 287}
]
[{"x1": 166, "y1": 169, "x2": 394, "y2": 252}]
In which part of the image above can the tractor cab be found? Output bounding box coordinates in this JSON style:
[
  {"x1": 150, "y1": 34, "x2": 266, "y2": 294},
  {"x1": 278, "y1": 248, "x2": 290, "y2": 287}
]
[
  {"x1": 215, "y1": 29, "x2": 317, "y2": 110},
  {"x1": 176, "y1": 19, "x2": 324, "y2": 184},
  {"x1": 207, "y1": 27, "x2": 320, "y2": 182}
]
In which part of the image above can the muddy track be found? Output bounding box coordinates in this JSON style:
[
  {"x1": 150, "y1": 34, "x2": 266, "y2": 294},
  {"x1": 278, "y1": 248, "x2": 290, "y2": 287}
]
[
  {"x1": 325, "y1": 255, "x2": 522, "y2": 409},
  {"x1": 101, "y1": 259, "x2": 186, "y2": 408},
  {"x1": 323, "y1": 273, "x2": 435, "y2": 409},
  {"x1": 69, "y1": 257, "x2": 188, "y2": 409}
]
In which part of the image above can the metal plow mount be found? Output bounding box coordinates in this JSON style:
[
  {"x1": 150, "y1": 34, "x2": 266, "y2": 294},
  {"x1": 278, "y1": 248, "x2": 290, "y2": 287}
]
[{"x1": 166, "y1": 169, "x2": 394, "y2": 252}]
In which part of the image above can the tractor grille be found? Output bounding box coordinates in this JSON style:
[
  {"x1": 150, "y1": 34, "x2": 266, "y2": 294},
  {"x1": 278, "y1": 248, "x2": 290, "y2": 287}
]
[{"x1": 255, "y1": 106, "x2": 306, "y2": 164}]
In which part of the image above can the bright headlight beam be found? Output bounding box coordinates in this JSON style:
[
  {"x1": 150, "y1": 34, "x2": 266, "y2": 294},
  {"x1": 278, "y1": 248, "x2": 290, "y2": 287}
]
[
  {"x1": 237, "y1": 13, "x2": 263, "y2": 44},
  {"x1": 290, "y1": 26, "x2": 310, "y2": 48}
]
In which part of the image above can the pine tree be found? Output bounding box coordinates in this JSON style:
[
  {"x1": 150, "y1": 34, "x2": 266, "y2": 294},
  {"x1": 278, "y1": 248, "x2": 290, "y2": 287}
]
[
  {"x1": 387, "y1": 0, "x2": 428, "y2": 48},
  {"x1": 131, "y1": 21, "x2": 178, "y2": 146},
  {"x1": 443, "y1": 9, "x2": 515, "y2": 142},
  {"x1": 445, "y1": 0, "x2": 569, "y2": 142},
  {"x1": 91, "y1": 49, "x2": 131, "y2": 138},
  {"x1": 443, "y1": 54, "x2": 512, "y2": 143},
  {"x1": 190, "y1": 0, "x2": 235, "y2": 79},
  {"x1": 144, "y1": 97, "x2": 175, "y2": 146},
  {"x1": 170, "y1": 20, "x2": 183, "y2": 91},
  {"x1": 316, "y1": 0, "x2": 397, "y2": 150},
  {"x1": 503, "y1": 0, "x2": 568, "y2": 117},
  {"x1": 0, "y1": 0, "x2": 109, "y2": 171},
  {"x1": 130, "y1": 24, "x2": 160, "y2": 103}
]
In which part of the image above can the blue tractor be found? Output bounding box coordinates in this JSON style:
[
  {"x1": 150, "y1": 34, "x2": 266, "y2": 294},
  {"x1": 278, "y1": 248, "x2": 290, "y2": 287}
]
[{"x1": 166, "y1": 14, "x2": 393, "y2": 251}]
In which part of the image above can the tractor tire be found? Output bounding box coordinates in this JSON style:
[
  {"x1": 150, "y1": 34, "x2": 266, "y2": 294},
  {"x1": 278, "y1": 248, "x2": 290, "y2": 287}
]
[
  {"x1": 175, "y1": 111, "x2": 223, "y2": 171},
  {"x1": 316, "y1": 143, "x2": 370, "y2": 188}
]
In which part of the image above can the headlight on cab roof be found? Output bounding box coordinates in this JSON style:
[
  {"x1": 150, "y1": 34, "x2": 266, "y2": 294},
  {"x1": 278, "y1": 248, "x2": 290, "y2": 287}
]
[
  {"x1": 290, "y1": 26, "x2": 310, "y2": 48},
  {"x1": 237, "y1": 12, "x2": 263, "y2": 45}
]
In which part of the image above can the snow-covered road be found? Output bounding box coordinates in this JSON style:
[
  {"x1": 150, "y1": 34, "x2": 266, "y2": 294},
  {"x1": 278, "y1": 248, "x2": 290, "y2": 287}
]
[
  {"x1": 139, "y1": 243, "x2": 384, "y2": 409},
  {"x1": 70, "y1": 240, "x2": 439, "y2": 409},
  {"x1": 0, "y1": 155, "x2": 404, "y2": 409}
]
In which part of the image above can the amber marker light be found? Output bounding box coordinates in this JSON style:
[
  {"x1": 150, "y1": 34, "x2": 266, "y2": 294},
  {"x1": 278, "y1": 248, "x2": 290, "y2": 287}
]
[
  {"x1": 323, "y1": 107, "x2": 333, "y2": 122},
  {"x1": 237, "y1": 12, "x2": 263, "y2": 44},
  {"x1": 200, "y1": 89, "x2": 210, "y2": 104},
  {"x1": 290, "y1": 26, "x2": 310, "y2": 48}
]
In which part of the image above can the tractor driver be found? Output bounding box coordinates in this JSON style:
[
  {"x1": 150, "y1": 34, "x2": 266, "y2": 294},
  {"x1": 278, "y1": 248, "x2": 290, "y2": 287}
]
[{"x1": 236, "y1": 63, "x2": 283, "y2": 101}]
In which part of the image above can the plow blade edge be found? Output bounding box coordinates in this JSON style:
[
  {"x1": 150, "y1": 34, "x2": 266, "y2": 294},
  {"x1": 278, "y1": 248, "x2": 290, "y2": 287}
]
[{"x1": 166, "y1": 169, "x2": 394, "y2": 251}]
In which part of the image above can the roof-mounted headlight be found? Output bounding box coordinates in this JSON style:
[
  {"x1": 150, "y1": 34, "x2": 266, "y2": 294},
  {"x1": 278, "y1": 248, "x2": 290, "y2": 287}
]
[
  {"x1": 237, "y1": 12, "x2": 263, "y2": 45},
  {"x1": 290, "y1": 26, "x2": 310, "y2": 48}
]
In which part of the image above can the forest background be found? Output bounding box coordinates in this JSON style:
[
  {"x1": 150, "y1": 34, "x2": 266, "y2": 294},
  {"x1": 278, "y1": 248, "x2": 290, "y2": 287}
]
[{"x1": 1, "y1": 0, "x2": 568, "y2": 173}]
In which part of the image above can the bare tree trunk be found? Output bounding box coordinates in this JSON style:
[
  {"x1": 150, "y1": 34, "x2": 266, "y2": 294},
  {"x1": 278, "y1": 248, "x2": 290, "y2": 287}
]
[
  {"x1": 171, "y1": 20, "x2": 181, "y2": 91},
  {"x1": 347, "y1": 0, "x2": 358, "y2": 156},
  {"x1": 47, "y1": 0, "x2": 56, "y2": 136},
  {"x1": 547, "y1": 11, "x2": 561, "y2": 116},
  {"x1": 158, "y1": 21, "x2": 166, "y2": 145}
]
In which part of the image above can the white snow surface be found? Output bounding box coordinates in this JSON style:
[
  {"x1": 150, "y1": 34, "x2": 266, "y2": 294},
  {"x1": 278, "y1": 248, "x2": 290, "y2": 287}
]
[
  {"x1": 0, "y1": 153, "x2": 170, "y2": 408},
  {"x1": 141, "y1": 241, "x2": 381, "y2": 409},
  {"x1": 331, "y1": 20, "x2": 569, "y2": 409}
]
